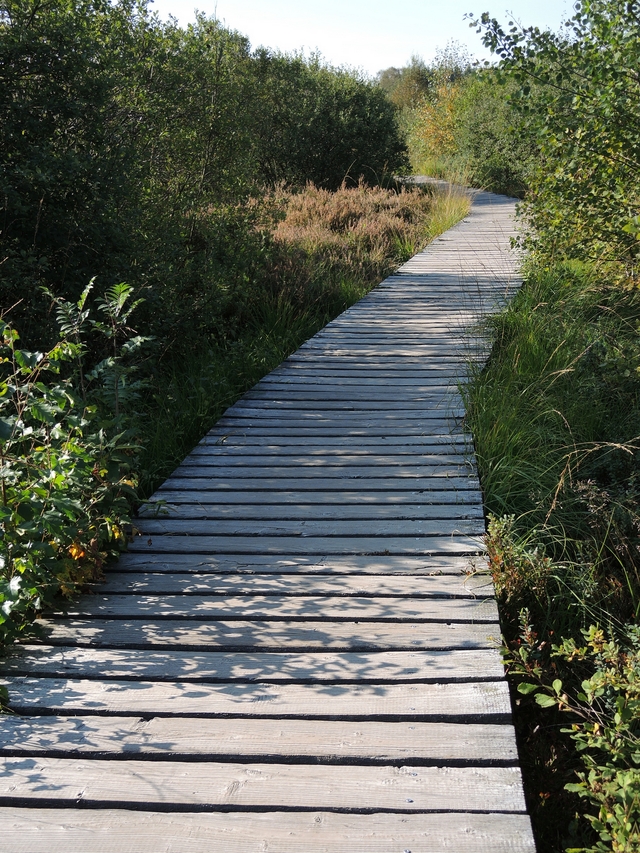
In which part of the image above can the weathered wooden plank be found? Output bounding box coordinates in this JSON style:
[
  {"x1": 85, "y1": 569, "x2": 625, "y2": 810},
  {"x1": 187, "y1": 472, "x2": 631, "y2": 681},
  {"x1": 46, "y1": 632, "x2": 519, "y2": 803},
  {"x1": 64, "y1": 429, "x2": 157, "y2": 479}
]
[
  {"x1": 295, "y1": 343, "x2": 470, "y2": 352},
  {"x1": 233, "y1": 373, "x2": 460, "y2": 385},
  {"x1": 306, "y1": 334, "x2": 471, "y2": 344},
  {"x1": 158, "y1": 478, "x2": 479, "y2": 494},
  {"x1": 166, "y1": 464, "x2": 476, "y2": 479},
  {"x1": 60, "y1": 594, "x2": 498, "y2": 622},
  {"x1": 186, "y1": 449, "x2": 469, "y2": 463},
  {"x1": 270, "y1": 358, "x2": 463, "y2": 367},
  {"x1": 250, "y1": 377, "x2": 457, "y2": 388},
  {"x1": 128, "y1": 533, "x2": 484, "y2": 556},
  {"x1": 0, "y1": 758, "x2": 527, "y2": 811},
  {"x1": 287, "y1": 351, "x2": 475, "y2": 362},
  {"x1": 228, "y1": 399, "x2": 462, "y2": 412},
  {"x1": 129, "y1": 534, "x2": 484, "y2": 556},
  {"x1": 318, "y1": 317, "x2": 476, "y2": 324},
  {"x1": 259, "y1": 373, "x2": 460, "y2": 384},
  {"x1": 150, "y1": 489, "x2": 484, "y2": 505},
  {"x1": 114, "y1": 553, "x2": 489, "y2": 575},
  {"x1": 4, "y1": 646, "x2": 506, "y2": 682},
  {"x1": 320, "y1": 329, "x2": 468, "y2": 337},
  {"x1": 196, "y1": 436, "x2": 470, "y2": 449},
  {"x1": 35, "y1": 618, "x2": 501, "y2": 650},
  {"x1": 0, "y1": 676, "x2": 511, "y2": 722},
  {"x1": 136, "y1": 518, "x2": 484, "y2": 537},
  {"x1": 205, "y1": 432, "x2": 468, "y2": 444},
  {"x1": 321, "y1": 311, "x2": 476, "y2": 316},
  {"x1": 222, "y1": 398, "x2": 463, "y2": 409},
  {"x1": 217, "y1": 413, "x2": 466, "y2": 425},
  {"x1": 242, "y1": 390, "x2": 459, "y2": 402},
  {"x1": 211, "y1": 423, "x2": 466, "y2": 436},
  {"x1": 282, "y1": 347, "x2": 470, "y2": 356},
  {"x1": 269, "y1": 362, "x2": 467, "y2": 374},
  {"x1": 97, "y1": 572, "x2": 493, "y2": 597},
  {"x1": 2, "y1": 677, "x2": 511, "y2": 719},
  {"x1": 0, "y1": 716, "x2": 518, "y2": 763},
  {"x1": 138, "y1": 501, "x2": 484, "y2": 520},
  {"x1": 0, "y1": 809, "x2": 536, "y2": 853},
  {"x1": 302, "y1": 323, "x2": 478, "y2": 333}
]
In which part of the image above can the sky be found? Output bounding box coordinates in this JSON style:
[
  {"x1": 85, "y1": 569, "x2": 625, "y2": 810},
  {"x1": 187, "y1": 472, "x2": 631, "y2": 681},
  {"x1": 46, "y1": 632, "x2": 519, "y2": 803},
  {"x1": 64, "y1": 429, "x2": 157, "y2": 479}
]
[{"x1": 147, "y1": 0, "x2": 574, "y2": 76}]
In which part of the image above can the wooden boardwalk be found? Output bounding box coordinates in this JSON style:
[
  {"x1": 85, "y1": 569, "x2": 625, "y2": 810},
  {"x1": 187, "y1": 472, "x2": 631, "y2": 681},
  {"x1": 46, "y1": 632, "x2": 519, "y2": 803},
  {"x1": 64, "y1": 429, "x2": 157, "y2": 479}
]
[{"x1": 0, "y1": 190, "x2": 536, "y2": 851}]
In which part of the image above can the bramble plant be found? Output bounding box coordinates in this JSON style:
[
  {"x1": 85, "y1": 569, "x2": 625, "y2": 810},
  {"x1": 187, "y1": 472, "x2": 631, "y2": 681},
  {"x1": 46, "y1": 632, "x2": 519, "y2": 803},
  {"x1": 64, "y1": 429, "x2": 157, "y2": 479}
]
[{"x1": 0, "y1": 283, "x2": 144, "y2": 645}]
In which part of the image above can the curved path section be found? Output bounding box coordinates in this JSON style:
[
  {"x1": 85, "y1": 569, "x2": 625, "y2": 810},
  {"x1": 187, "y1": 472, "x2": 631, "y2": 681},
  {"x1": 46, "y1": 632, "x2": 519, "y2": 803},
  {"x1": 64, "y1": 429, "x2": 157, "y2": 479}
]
[{"x1": 0, "y1": 191, "x2": 536, "y2": 851}]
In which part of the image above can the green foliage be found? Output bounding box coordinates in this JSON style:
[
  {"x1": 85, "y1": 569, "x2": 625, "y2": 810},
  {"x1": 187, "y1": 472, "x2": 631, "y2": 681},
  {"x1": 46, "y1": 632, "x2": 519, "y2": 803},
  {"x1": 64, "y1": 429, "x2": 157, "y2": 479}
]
[
  {"x1": 1, "y1": 0, "x2": 409, "y2": 353},
  {"x1": 467, "y1": 255, "x2": 640, "y2": 849},
  {"x1": 474, "y1": 1, "x2": 640, "y2": 260},
  {"x1": 446, "y1": 72, "x2": 536, "y2": 197},
  {"x1": 378, "y1": 44, "x2": 534, "y2": 196},
  {"x1": 466, "y1": 259, "x2": 640, "y2": 617},
  {"x1": 0, "y1": 0, "x2": 143, "y2": 341},
  {"x1": 253, "y1": 51, "x2": 408, "y2": 190},
  {"x1": 376, "y1": 55, "x2": 434, "y2": 110},
  {"x1": 513, "y1": 622, "x2": 640, "y2": 853},
  {"x1": 0, "y1": 285, "x2": 143, "y2": 645}
]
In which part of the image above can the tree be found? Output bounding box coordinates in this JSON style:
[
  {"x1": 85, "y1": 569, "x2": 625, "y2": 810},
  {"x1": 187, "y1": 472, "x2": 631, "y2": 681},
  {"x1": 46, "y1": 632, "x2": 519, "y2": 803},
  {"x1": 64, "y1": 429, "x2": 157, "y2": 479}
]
[
  {"x1": 252, "y1": 51, "x2": 408, "y2": 189},
  {"x1": 0, "y1": 0, "x2": 142, "y2": 341},
  {"x1": 473, "y1": 0, "x2": 640, "y2": 261}
]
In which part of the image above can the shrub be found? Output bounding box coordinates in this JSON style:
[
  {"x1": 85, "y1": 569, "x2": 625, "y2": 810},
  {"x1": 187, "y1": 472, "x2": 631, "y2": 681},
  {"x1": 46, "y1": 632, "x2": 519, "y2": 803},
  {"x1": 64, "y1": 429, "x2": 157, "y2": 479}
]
[
  {"x1": 474, "y1": 0, "x2": 640, "y2": 261},
  {"x1": 0, "y1": 283, "x2": 144, "y2": 645},
  {"x1": 252, "y1": 51, "x2": 409, "y2": 190},
  {"x1": 514, "y1": 623, "x2": 640, "y2": 853}
]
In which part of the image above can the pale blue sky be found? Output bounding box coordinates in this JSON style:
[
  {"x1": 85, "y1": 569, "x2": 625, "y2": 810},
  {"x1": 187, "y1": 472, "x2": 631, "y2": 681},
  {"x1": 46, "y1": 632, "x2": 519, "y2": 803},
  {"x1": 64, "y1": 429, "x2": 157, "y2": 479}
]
[{"x1": 147, "y1": 0, "x2": 574, "y2": 75}]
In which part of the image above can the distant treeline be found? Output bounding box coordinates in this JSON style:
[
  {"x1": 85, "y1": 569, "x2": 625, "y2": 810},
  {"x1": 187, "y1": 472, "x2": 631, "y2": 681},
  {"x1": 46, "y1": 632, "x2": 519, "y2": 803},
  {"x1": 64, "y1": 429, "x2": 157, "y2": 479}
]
[{"x1": 0, "y1": 0, "x2": 408, "y2": 349}]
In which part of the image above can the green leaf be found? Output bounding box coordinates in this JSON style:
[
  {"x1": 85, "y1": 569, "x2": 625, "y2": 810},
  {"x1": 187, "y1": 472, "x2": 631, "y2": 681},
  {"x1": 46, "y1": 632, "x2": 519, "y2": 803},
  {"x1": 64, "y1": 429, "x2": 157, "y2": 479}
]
[
  {"x1": 14, "y1": 350, "x2": 43, "y2": 371},
  {"x1": 535, "y1": 693, "x2": 558, "y2": 708},
  {"x1": 517, "y1": 682, "x2": 539, "y2": 695},
  {"x1": 0, "y1": 418, "x2": 14, "y2": 441}
]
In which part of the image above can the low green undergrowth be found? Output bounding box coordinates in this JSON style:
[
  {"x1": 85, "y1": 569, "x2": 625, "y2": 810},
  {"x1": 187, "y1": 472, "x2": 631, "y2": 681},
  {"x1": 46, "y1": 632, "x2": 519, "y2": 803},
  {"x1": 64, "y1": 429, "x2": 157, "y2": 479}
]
[
  {"x1": 0, "y1": 284, "x2": 144, "y2": 645},
  {"x1": 465, "y1": 259, "x2": 640, "y2": 851},
  {"x1": 513, "y1": 619, "x2": 640, "y2": 853}
]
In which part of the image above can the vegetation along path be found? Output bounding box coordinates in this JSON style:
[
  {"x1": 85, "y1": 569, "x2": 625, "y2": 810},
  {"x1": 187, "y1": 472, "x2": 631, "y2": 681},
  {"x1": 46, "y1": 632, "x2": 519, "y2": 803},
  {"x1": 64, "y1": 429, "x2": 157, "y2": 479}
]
[{"x1": 0, "y1": 189, "x2": 535, "y2": 852}]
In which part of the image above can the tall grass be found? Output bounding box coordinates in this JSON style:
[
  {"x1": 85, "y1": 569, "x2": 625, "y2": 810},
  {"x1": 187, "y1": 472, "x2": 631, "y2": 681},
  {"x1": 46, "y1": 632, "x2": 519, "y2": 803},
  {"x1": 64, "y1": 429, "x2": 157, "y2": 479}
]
[
  {"x1": 138, "y1": 183, "x2": 471, "y2": 495},
  {"x1": 466, "y1": 259, "x2": 640, "y2": 628},
  {"x1": 464, "y1": 258, "x2": 640, "y2": 851}
]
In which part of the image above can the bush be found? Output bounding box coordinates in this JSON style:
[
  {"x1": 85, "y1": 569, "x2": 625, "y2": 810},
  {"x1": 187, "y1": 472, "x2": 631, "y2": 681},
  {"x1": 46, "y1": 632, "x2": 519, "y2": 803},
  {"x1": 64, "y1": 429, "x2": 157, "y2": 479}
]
[
  {"x1": 0, "y1": 284, "x2": 144, "y2": 645},
  {"x1": 1, "y1": 1, "x2": 410, "y2": 354},
  {"x1": 513, "y1": 621, "x2": 640, "y2": 853},
  {"x1": 475, "y1": 0, "x2": 640, "y2": 261},
  {"x1": 252, "y1": 51, "x2": 409, "y2": 190},
  {"x1": 466, "y1": 255, "x2": 640, "y2": 849}
]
